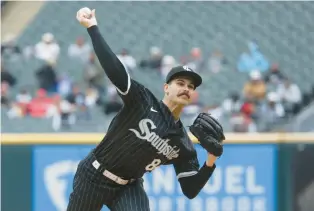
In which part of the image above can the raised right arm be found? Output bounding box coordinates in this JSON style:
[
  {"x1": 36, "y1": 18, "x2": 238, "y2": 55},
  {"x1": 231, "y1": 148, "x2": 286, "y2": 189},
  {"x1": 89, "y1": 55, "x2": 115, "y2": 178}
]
[
  {"x1": 87, "y1": 25, "x2": 130, "y2": 95},
  {"x1": 76, "y1": 8, "x2": 130, "y2": 95}
]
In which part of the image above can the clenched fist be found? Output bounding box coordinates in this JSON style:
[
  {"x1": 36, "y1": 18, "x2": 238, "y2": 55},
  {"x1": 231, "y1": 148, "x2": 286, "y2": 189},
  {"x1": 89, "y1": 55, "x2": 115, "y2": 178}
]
[{"x1": 76, "y1": 7, "x2": 97, "y2": 28}]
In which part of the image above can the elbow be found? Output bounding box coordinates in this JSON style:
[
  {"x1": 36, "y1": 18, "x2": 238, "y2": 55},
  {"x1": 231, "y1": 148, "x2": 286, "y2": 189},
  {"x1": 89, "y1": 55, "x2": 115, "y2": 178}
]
[
  {"x1": 182, "y1": 189, "x2": 199, "y2": 199},
  {"x1": 184, "y1": 192, "x2": 198, "y2": 199},
  {"x1": 185, "y1": 193, "x2": 197, "y2": 200}
]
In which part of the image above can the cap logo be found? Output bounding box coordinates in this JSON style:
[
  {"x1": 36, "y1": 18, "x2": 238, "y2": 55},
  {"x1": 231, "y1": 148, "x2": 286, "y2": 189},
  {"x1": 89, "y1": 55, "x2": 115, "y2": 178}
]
[{"x1": 183, "y1": 65, "x2": 193, "y2": 72}]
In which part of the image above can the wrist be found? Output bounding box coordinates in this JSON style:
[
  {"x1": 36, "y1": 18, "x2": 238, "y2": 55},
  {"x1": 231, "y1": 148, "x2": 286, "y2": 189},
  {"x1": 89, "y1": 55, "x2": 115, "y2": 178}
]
[
  {"x1": 206, "y1": 153, "x2": 217, "y2": 167},
  {"x1": 88, "y1": 23, "x2": 97, "y2": 28},
  {"x1": 206, "y1": 160, "x2": 215, "y2": 167}
]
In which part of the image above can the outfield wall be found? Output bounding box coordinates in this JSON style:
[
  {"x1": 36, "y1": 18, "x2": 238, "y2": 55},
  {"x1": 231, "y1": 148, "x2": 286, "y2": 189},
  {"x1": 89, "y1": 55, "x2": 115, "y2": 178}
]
[{"x1": 2, "y1": 133, "x2": 314, "y2": 211}]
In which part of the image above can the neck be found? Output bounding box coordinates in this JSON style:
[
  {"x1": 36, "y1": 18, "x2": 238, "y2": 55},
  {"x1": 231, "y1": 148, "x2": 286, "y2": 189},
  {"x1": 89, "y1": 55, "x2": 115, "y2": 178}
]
[{"x1": 162, "y1": 97, "x2": 184, "y2": 121}]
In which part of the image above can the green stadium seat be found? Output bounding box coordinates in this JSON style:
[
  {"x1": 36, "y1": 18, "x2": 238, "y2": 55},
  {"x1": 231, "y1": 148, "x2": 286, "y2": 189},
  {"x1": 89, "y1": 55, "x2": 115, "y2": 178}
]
[{"x1": 2, "y1": 1, "x2": 313, "y2": 132}]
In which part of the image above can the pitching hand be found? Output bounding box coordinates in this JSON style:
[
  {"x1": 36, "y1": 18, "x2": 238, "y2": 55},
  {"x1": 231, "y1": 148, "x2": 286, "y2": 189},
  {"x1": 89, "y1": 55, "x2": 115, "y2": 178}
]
[{"x1": 76, "y1": 7, "x2": 97, "y2": 28}]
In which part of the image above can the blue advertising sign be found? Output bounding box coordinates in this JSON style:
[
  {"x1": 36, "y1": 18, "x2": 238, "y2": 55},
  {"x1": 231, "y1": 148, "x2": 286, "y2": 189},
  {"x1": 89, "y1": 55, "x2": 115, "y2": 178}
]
[{"x1": 33, "y1": 144, "x2": 276, "y2": 211}]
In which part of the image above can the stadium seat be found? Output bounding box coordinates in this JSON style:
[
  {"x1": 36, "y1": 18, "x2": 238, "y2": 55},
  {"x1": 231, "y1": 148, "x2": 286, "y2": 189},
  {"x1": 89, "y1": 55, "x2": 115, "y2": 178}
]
[{"x1": 2, "y1": 1, "x2": 314, "y2": 132}]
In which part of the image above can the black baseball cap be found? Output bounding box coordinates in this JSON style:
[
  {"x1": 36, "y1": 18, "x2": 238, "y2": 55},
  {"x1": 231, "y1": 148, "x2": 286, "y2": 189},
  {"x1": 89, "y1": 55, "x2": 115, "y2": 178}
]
[{"x1": 166, "y1": 65, "x2": 202, "y2": 88}]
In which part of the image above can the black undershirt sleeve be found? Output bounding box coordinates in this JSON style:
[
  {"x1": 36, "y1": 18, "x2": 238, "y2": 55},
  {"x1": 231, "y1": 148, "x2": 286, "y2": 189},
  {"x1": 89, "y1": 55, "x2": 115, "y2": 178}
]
[
  {"x1": 173, "y1": 156, "x2": 216, "y2": 199},
  {"x1": 87, "y1": 25, "x2": 129, "y2": 93}
]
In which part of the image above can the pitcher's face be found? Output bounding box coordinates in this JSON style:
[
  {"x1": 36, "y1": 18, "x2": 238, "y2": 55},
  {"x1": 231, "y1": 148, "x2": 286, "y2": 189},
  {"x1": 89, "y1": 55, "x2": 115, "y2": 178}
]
[{"x1": 164, "y1": 77, "x2": 195, "y2": 106}]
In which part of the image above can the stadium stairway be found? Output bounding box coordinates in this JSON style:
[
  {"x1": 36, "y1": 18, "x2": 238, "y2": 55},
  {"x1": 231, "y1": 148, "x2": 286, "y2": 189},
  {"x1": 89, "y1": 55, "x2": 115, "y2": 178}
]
[{"x1": 1, "y1": 1, "x2": 46, "y2": 41}]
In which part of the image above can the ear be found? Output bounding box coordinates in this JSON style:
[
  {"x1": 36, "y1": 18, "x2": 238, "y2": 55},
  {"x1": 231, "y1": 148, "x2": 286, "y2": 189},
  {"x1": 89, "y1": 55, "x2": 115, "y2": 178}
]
[
  {"x1": 164, "y1": 83, "x2": 169, "y2": 95},
  {"x1": 163, "y1": 83, "x2": 168, "y2": 91}
]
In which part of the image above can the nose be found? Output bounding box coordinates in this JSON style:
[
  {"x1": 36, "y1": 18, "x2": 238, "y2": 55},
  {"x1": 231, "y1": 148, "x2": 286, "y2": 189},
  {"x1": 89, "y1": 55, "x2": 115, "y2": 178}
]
[
  {"x1": 181, "y1": 88, "x2": 190, "y2": 97},
  {"x1": 184, "y1": 86, "x2": 191, "y2": 93}
]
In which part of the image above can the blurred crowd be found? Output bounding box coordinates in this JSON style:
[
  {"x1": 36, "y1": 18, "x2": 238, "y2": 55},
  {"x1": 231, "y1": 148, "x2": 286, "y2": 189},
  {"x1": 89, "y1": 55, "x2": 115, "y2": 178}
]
[{"x1": 1, "y1": 31, "x2": 313, "y2": 132}]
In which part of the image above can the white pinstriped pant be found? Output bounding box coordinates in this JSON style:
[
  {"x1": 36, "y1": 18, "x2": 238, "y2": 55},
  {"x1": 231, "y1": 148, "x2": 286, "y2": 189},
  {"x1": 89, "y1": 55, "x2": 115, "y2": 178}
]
[{"x1": 67, "y1": 157, "x2": 150, "y2": 211}]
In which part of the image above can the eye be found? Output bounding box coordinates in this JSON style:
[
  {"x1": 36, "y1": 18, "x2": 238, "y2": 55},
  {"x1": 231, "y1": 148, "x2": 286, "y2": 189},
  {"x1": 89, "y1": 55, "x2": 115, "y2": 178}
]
[
  {"x1": 177, "y1": 81, "x2": 184, "y2": 86},
  {"x1": 188, "y1": 84, "x2": 195, "y2": 90}
]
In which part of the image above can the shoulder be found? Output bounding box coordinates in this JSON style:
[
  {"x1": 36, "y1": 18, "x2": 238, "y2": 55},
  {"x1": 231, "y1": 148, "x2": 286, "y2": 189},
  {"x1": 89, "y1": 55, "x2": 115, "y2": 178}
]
[
  {"x1": 130, "y1": 79, "x2": 157, "y2": 98},
  {"x1": 118, "y1": 77, "x2": 159, "y2": 107}
]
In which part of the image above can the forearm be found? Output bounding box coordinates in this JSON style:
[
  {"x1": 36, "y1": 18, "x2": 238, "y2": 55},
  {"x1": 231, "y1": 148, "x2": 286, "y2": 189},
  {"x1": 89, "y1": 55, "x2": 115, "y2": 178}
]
[
  {"x1": 179, "y1": 162, "x2": 216, "y2": 199},
  {"x1": 87, "y1": 25, "x2": 128, "y2": 92}
]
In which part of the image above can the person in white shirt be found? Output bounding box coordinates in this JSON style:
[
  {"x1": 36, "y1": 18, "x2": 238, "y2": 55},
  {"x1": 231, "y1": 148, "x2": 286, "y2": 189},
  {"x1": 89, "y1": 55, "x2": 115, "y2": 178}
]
[
  {"x1": 259, "y1": 92, "x2": 285, "y2": 131},
  {"x1": 117, "y1": 49, "x2": 137, "y2": 73},
  {"x1": 34, "y1": 33, "x2": 60, "y2": 63},
  {"x1": 68, "y1": 36, "x2": 92, "y2": 63},
  {"x1": 277, "y1": 77, "x2": 302, "y2": 104}
]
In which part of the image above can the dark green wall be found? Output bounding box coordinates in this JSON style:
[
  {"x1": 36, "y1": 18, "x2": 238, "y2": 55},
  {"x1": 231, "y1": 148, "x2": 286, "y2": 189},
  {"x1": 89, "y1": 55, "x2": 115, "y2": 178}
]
[{"x1": 1, "y1": 145, "x2": 33, "y2": 211}]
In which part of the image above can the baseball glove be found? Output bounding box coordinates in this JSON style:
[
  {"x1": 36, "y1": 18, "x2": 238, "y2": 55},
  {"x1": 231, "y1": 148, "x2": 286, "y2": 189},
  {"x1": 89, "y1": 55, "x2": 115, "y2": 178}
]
[{"x1": 189, "y1": 113, "x2": 225, "y2": 157}]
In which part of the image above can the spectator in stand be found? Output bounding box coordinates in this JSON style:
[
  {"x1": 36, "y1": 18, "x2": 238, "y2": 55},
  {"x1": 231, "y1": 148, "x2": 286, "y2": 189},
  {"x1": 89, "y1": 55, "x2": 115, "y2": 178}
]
[
  {"x1": 1, "y1": 62, "x2": 16, "y2": 87},
  {"x1": 237, "y1": 52, "x2": 255, "y2": 73},
  {"x1": 185, "y1": 47, "x2": 205, "y2": 72},
  {"x1": 34, "y1": 33, "x2": 60, "y2": 64},
  {"x1": 243, "y1": 70, "x2": 266, "y2": 102},
  {"x1": 35, "y1": 60, "x2": 58, "y2": 93},
  {"x1": 237, "y1": 40, "x2": 269, "y2": 72},
  {"x1": 68, "y1": 36, "x2": 92, "y2": 64},
  {"x1": 85, "y1": 86, "x2": 99, "y2": 109},
  {"x1": 1, "y1": 33, "x2": 22, "y2": 62},
  {"x1": 277, "y1": 77, "x2": 302, "y2": 114},
  {"x1": 139, "y1": 46, "x2": 163, "y2": 69},
  {"x1": 1, "y1": 82, "x2": 11, "y2": 108},
  {"x1": 117, "y1": 49, "x2": 137, "y2": 73},
  {"x1": 27, "y1": 89, "x2": 55, "y2": 118},
  {"x1": 229, "y1": 94, "x2": 258, "y2": 133},
  {"x1": 264, "y1": 63, "x2": 285, "y2": 86},
  {"x1": 182, "y1": 91, "x2": 203, "y2": 116},
  {"x1": 57, "y1": 74, "x2": 72, "y2": 98},
  {"x1": 83, "y1": 52, "x2": 105, "y2": 95},
  {"x1": 46, "y1": 95, "x2": 77, "y2": 131},
  {"x1": 16, "y1": 89, "x2": 32, "y2": 104},
  {"x1": 103, "y1": 82, "x2": 123, "y2": 115},
  {"x1": 221, "y1": 92, "x2": 242, "y2": 115},
  {"x1": 259, "y1": 92, "x2": 285, "y2": 131},
  {"x1": 230, "y1": 112, "x2": 258, "y2": 133},
  {"x1": 65, "y1": 84, "x2": 88, "y2": 120},
  {"x1": 7, "y1": 89, "x2": 32, "y2": 119},
  {"x1": 160, "y1": 55, "x2": 177, "y2": 79},
  {"x1": 208, "y1": 50, "x2": 227, "y2": 73}
]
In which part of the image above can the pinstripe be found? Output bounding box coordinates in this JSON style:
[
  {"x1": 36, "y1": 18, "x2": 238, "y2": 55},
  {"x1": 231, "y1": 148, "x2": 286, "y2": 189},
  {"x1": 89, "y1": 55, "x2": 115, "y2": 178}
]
[
  {"x1": 109, "y1": 187, "x2": 113, "y2": 203},
  {"x1": 74, "y1": 179, "x2": 82, "y2": 210},
  {"x1": 79, "y1": 179, "x2": 86, "y2": 210},
  {"x1": 94, "y1": 188, "x2": 98, "y2": 209},
  {"x1": 68, "y1": 78, "x2": 197, "y2": 210},
  {"x1": 111, "y1": 181, "x2": 150, "y2": 211},
  {"x1": 95, "y1": 105, "x2": 141, "y2": 157},
  {"x1": 138, "y1": 185, "x2": 142, "y2": 211},
  {"x1": 109, "y1": 133, "x2": 137, "y2": 165},
  {"x1": 67, "y1": 170, "x2": 108, "y2": 211},
  {"x1": 100, "y1": 108, "x2": 141, "y2": 161},
  {"x1": 87, "y1": 180, "x2": 92, "y2": 210},
  {"x1": 129, "y1": 187, "x2": 133, "y2": 211},
  {"x1": 91, "y1": 79, "x2": 182, "y2": 179},
  {"x1": 81, "y1": 181, "x2": 86, "y2": 210},
  {"x1": 123, "y1": 191, "x2": 128, "y2": 210},
  {"x1": 134, "y1": 183, "x2": 139, "y2": 211},
  {"x1": 87, "y1": 181, "x2": 92, "y2": 211},
  {"x1": 114, "y1": 102, "x2": 169, "y2": 173}
]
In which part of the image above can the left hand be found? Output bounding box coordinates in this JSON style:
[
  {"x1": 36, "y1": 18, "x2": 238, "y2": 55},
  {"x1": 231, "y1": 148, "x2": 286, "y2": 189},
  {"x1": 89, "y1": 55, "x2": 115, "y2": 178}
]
[{"x1": 189, "y1": 113, "x2": 225, "y2": 157}]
